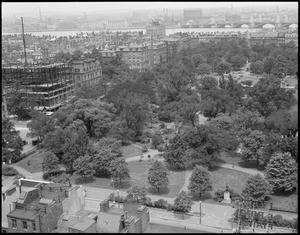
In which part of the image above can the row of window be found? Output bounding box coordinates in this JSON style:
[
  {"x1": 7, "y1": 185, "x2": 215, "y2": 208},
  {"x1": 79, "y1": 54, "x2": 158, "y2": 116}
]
[{"x1": 12, "y1": 219, "x2": 36, "y2": 231}]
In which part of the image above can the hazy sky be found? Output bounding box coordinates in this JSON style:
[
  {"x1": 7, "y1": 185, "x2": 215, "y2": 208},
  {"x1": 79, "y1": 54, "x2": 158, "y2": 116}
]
[{"x1": 2, "y1": 1, "x2": 296, "y2": 15}]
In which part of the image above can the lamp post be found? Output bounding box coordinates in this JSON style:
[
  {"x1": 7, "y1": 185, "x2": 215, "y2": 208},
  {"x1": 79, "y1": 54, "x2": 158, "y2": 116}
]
[
  {"x1": 111, "y1": 178, "x2": 115, "y2": 203},
  {"x1": 117, "y1": 190, "x2": 120, "y2": 207},
  {"x1": 199, "y1": 201, "x2": 202, "y2": 224}
]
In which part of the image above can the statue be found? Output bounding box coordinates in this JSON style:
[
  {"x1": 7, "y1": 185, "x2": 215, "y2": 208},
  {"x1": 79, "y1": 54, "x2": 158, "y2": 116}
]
[{"x1": 226, "y1": 183, "x2": 229, "y2": 191}]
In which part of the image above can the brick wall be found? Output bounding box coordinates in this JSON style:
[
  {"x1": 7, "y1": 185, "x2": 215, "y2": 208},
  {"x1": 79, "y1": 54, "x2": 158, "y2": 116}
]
[{"x1": 40, "y1": 203, "x2": 63, "y2": 232}]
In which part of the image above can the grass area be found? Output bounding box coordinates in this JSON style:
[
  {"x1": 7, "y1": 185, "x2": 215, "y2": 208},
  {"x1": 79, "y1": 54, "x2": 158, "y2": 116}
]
[
  {"x1": 128, "y1": 160, "x2": 185, "y2": 198},
  {"x1": 15, "y1": 149, "x2": 52, "y2": 173},
  {"x1": 121, "y1": 145, "x2": 143, "y2": 159},
  {"x1": 190, "y1": 167, "x2": 252, "y2": 202},
  {"x1": 71, "y1": 159, "x2": 185, "y2": 198},
  {"x1": 268, "y1": 193, "x2": 298, "y2": 217}
]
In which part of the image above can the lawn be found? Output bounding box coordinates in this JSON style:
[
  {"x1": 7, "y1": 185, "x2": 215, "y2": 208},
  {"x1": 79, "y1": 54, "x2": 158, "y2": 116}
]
[
  {"x1": 15, "y1": 149, "x2": 53, "y2": 173},
  {"x1": 189, "y1": 167, "x2": 252, "y2": 202},
  {"x1": 121, "y1": 145, "x2": 143, "y2": 159},
  {"x1": 71, "y1": 159, "x2": 186, "y2": 198}
]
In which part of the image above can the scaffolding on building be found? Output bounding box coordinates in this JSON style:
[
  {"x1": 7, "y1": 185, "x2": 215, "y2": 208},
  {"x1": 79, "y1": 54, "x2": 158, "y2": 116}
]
[{"x1": 2, "y1": 63, "x2": 75, "y2": 112}]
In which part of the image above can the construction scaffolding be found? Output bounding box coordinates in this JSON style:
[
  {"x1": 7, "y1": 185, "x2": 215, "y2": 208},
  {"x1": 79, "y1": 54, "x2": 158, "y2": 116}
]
[{"x1": 2, "y1": 63, "x2": 75, "y2": 111}]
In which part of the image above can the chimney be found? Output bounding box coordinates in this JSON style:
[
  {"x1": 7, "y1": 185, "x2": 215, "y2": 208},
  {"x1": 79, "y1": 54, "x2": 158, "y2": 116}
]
[
  {"x1": 19, "y1": 185, "x2": 22, "y2": 194},
  {"x1": 125, "y1": 211, "x2": 128, "y2": 219}
]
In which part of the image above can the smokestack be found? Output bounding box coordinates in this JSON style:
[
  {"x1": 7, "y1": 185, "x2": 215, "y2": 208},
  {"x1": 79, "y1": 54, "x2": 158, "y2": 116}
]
[
  {"x1": 125, "y1": 211, "x2": 128, "y2": 219},
  {"x1": 39, "y1": 8, "x2": 42, "y2": 22},
  {"x1": 21, "y1": 17, "x2": 28, "y2": 67}
]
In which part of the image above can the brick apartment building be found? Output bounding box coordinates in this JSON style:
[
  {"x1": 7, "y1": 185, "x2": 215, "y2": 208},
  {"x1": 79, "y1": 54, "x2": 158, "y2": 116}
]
[
  {"x1": 146, "y1": 21, "x2": 166, "y2": 38},
  {"x1": 69, "y1": 57, "x2": 102, "y2": 91}
]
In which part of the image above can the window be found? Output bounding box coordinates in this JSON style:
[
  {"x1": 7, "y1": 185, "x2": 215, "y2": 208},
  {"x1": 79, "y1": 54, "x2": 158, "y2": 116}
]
[
  {"x1": 32, "y1": 222, "x2": 36, "y2": 231},
  {"x1": 23, "y1": 221, "x2": 27, "y2": 230},
  {"x1": 12, "y1": 219, "x2": 17, "y2": 229}
]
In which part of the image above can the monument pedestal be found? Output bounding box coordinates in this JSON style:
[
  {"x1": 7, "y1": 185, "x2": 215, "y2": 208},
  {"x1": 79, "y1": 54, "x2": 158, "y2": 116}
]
[{"x1": 222, "y1": 191, "x2": 231, "y2": 204}]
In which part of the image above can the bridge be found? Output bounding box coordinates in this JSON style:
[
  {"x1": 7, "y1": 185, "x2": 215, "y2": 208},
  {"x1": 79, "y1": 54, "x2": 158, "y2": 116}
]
[{"x1": 189, "y1": 22, "x2": 298, "y2": 29}]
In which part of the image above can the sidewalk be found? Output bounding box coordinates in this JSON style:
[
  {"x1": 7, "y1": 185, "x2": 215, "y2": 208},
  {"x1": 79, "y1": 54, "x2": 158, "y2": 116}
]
[{"x1": 216, "y1": 162, "x2": 265, "y2": 177}]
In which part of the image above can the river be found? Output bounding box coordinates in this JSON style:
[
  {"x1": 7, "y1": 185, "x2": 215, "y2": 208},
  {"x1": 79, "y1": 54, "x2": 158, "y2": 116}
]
[{"x1": 2, "y1": 28, "x2": 259, "y2": 37}]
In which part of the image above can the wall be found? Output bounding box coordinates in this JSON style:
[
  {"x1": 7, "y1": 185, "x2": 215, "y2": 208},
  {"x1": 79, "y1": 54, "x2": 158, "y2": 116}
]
[
  {"x1": 40, "y1": 203, "x2": 63, "y2": 232},
  {"x1": 62, "y1": 185, "x2": 85, "y2": 214},
  {"x1": 7, "y1": 216, "x2": 37, "y2": 233}
]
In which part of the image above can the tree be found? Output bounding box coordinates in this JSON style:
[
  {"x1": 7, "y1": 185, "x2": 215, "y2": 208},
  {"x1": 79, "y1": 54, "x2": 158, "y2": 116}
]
[
  {"x1": 61, "y1": 120, "x2": 90, "y2": 172},
  {"x1": 199, "y1": 76, "x2": 218, "y2": 92},
  {"x1": 42, "y1": 153, "x2": 61, "y2": 177},
  {"x1": 263, "y1": 57, "x2": 275, "y2": 74},
  {"x1": 241, "y1": 130, "x2": 266, "y2": 168},
  {"x1": 246, "y1": 76, "x2": 296, "y2": 117},
  {"x1": 126, "y1": 186, "x2": 148, "y2": 203},
  {"x1": 265, "y1": 109, "x2": 294, "y2": 136},
  {"x1": 188, "y1": 165, "x2": 212, "y2": 199},
  {"x1": 110, "y1": 158, "x2": 130, "y2": 187},
  {"x1": 27, "y1": 111, "x2": 55, "y2": 142},
  {"x1": 271, "y1": 55, "x2": 288, "y2": 78},
  {"x1": 241, "y1": 174, "x2": 272, "y2": 208},
  {"x1": 216, "y1": 61, "x2": 231, "y2": 75},
  {"x1": 265, "y1": 152, "x2": 297, "y2": 192},
  {"x1": 152, "y1": 133, "x2": 164, "y2": 149},
  {"x1": 98, "y1": 137, "x2": 122, "y2": 158},
  {"x1": 230, "y1": 55, "x2": 247, "y2": 70},
  {"x1": 250, "y1": 60, "x2": 264, "y2": 74},
  {"x1": 192, "y1": 54, "x2": 207, "y2": 68},
  {"x1": 93, "y1": 148, "x2": 117, "y2": 177},
  {"x1": 2, "y1": 118, "x2": 24, "y2": 163},
  {"x1": 148, "y1": 160, "x2": 169, "y2": 192},
  {"x1": 173, "y1": 190, "x2": 193, "y2": 213},
  {"x1": 197, "y1": 63, "x2": 212, "y2": 75},
  {"x1": 73, "y1": 155, "x2": 95, "y2": 180}
]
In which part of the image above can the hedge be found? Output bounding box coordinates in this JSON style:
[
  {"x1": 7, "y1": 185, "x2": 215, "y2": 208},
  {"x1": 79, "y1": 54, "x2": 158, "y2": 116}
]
[{"x1": 2, "y1": 165, "x2": 19, "y2": 176}]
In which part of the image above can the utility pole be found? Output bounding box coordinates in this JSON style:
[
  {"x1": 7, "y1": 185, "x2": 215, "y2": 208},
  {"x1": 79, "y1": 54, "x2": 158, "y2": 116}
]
[{"x1": 21, "y1": 17, "x2": 28, "y2": 67}]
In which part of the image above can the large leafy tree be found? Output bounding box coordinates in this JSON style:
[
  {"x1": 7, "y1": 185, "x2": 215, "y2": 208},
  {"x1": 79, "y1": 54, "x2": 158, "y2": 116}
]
[
  {"x1": 230, "y1": 55, "x2": 247, "y2": 71},
  {"x1": 27, "y1": 111, "x2": 56, "y2": 142},
  {"x1": 126, "y1": 186, "x2": 148, "y2": 203},
  {"x1": 97, "y1": 137, "x2": 122, "y2": 157},
  {"x1": 271, "y1": 55, "x2": 288, "y2": 78},
  {"x1": 246, "y1": 76, "x2": 296, "y2": 117},
  {"x1": 148, "y1": 160, "x2": 169, "y2": 192},
  {"x1": 110, "y1": 158, "x2": 130, "y2": 187},
  {"x1": 265, "y1": 152, "x2": 297, "y2": 192},
  {"x1": 250, "y1": 60, "x2": 264, "y2": 74},
  {"x1": 263, "y1": 57, "x2": 275, "y2": 74},
  {"x1": 2, "y1": 118, "x2": 24, "y2": 163},
  {"x1": 241, "y1": 130, "x2": 266, "y2": 168},
  {"x1": 216, "y1": 61, "x2": 231, "y2": 75},
  {"x1": 42, "y1": 153, "x2": 61, "y2": 177},
  {"x1": 241, "y1": 174, "x2": 272, "y2": 208},
  {"x1": 197, "y1": 63, "x2": 212, "y2": 75},
  {"x1": 61, "y1": 120, "x2": 90, "y2": 172},
  {"x1": 173, "y1": 190, "x2": 193, "y2": 213},
  {"x1": 73, "y1": 154, "x2": 95, "y2": 180},
  {"x1": 93, "y1": 148, "x2": 117, "y2": 177},
  {"x1": 188, "y1": 165, "x2": 212, "y2": 199}
]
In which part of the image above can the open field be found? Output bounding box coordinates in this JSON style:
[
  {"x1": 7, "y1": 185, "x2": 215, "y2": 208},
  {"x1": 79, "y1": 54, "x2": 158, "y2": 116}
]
[
  {"x1": 15, "y1": 149, "x2": 52, "y2": 173},
  {"x1": 121, "y1": 145, "x2": 143, "y2": 159},
  {"x1": 72, "y1": 160, "x2": 185, "y2": 198}
]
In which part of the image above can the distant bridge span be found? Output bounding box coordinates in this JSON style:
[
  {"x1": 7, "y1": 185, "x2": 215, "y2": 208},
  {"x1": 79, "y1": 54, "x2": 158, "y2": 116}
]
[{"x1": 197, "y1": 22, "x2": 297, "y2": 29}]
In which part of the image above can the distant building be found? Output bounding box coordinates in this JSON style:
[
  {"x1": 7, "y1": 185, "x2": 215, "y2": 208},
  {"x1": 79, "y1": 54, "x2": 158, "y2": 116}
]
[
  {"x1": 161, "y1": 37, "x2": 180, "y2": 62},
  {"x1": 116, "y1": 43, "x2": 150, "y2": 71},
  {"x1": 147, "y1": 41, "x2": 167, "y2": 68},
  {"x1": 2, "y1": 90, "x2": 8, "y2": 119},
  {"x1": 146, "y1": 21, "x2": 166, "y2": 38},
  {"x1": 184, "y1": 8, "x2": 203, "y2": 20},
  {"x1": 285, "y1": 31, "x2": 298, "y2": 47},
  {"x1": 69, "y1": 57, "x2": 102, "y2": 91}
]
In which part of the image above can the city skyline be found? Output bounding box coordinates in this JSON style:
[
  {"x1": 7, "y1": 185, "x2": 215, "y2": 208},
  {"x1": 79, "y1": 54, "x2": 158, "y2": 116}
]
[{"x1": 2, "y1": 1, "x2": 297, "y2": 16}]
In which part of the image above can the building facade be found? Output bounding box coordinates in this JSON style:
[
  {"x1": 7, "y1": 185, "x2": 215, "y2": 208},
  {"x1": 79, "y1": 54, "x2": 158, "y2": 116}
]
[
  {"x1": 69, "y1": 57, "x2": 102, "y2": 91},
  {"x1": 146, "y1": 21, "x2": 166, "y2": 38},
  {"x1": 2, "y1": 63, "x2": 75, "y2": 112},
  {"x1": 116, "y1": 44, "x2": 150, "y2": 71},
  {"x1": 147, "y1": 41, "x2": 167, "y2": 68}
]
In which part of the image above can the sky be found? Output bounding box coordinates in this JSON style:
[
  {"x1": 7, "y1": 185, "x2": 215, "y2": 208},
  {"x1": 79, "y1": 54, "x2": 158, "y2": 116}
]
[{"x1": 2, "y1": 1, "x2": 297, "y2": 15}]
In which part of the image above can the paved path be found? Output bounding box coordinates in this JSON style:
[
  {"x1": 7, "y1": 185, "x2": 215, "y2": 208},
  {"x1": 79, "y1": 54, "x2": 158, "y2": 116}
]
[
  {"x1": 9, "y1": 164, "x2": 43, "y2": 180},
  {"x1": 216, "y1": 162, "x2": 265, "y2": 177}
]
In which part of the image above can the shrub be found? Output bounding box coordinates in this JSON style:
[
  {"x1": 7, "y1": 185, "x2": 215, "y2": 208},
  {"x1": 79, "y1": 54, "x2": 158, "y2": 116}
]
[
  {"x1": 213, "y1": 189, "x2": 224, "y2": 202},
  {"x1": 241, "y1": 80, "x2": 253, "y2": 86},
  {"x1": 2, "y1": 165, "x2": 19, "y2": 176},
  {"x1": 157, "y1": 144, "x2": 165, "y2": 152},
  {"x1": 273, "y1": 214, "x2": 284, "y2": 227},
  {"x1": 142, "y1": 197, "x2": 153, "y2": 207},
  {"x1": 167, "y1": 203, "x2": 174, "y2": 211},
  {"x1": 153, "y1": 199, "x2": 168, "y2": 209}
]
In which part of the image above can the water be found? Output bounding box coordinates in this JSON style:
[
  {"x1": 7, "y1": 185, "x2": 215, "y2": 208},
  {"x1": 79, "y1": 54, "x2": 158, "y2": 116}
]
[{"x1": 2, "y1": 28, "x2": 259, "y2": 38}]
